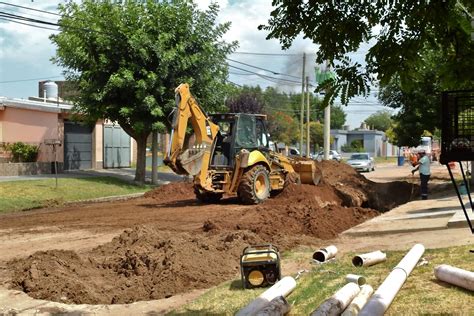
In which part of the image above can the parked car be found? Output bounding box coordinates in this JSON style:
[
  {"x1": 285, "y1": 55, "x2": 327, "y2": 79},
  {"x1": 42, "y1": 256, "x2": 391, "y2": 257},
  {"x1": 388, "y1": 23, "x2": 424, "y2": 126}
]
[
  {"x1": 347, "y1": 153, "x2": 375, "y2": 172},
  {"x1": 315, "y1": 150, "x2": 342, "y2": 162}
]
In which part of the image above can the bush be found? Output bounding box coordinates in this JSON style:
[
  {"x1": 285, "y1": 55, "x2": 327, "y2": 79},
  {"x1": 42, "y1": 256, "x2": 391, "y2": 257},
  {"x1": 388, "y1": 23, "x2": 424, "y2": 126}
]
[
  {"x1": 9, "y1": 142, "x2": 39, "y2": 162},
  {"x1": 341, "y1": 140, "x2": 365, "y2": 153}
]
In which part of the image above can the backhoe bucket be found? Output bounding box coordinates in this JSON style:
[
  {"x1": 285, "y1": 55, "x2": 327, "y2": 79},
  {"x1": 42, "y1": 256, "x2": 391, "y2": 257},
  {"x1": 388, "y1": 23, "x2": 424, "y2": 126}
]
[
  {"x1": 291, "y1": 160, "x2": 322, "y2": 185},
  {"x1": 177, "y1": 148, "x2": 206, "y2": 176}
]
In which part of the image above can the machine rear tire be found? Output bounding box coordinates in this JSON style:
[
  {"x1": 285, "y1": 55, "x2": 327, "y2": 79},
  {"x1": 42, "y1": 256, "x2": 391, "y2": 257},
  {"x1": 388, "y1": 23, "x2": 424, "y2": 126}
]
[
  {"x1": 238, "y1": 165, "x2": 270, "y2": 204},
  {"x1": 194, "y1": 187, "x2": 223, "y2": 203}
]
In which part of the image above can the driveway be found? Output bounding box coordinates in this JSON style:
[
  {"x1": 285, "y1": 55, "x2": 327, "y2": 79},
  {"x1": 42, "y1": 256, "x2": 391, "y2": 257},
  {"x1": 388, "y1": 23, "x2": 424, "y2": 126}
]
[{"x1": 0, "y1": 168, "x2": 186, "y2": 185}]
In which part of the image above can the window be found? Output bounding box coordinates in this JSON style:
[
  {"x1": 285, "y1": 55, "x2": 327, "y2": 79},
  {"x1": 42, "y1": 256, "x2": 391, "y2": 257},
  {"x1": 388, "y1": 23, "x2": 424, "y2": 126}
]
[
  {"x1": 236, "y1": 114, "x2": 257, "y2": 148},
  {"x1": 256, "y1": 119, "x2": 268, "y2": 147}
]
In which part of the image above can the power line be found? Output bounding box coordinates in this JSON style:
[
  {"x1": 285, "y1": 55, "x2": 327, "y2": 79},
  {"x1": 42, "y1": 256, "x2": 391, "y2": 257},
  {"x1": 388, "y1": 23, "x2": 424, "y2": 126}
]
[
  {"x1": 0, "y1": 2, "x2": 60, "y2": 16},
  {"x1": 227, "y1": 58, "x2": 302, "y2": 80},
  {"x1": 0, "y1": 11, "x2": 58, "y2": 26},
  {"x1": 0, "y1": 6, "x2": 59, "y2": 23},
  {"x1": 228, "y1": 65, "x2": 305, "y2": 86},
  {"x1": 0, "y1": 17, "x2": 59, "y2": 31},
  {"x1": 0, "y1": 10, "x2": 116, "y2": 37},
  {"x1": 0, "y1": 75, "x2": 63, "y2": 84}
]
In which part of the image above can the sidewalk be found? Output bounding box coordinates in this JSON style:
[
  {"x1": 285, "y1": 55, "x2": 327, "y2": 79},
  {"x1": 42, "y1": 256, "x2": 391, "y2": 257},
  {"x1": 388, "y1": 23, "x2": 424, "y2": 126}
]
[
  {"x1": 344, "y1": 191, "x2": 474, "y2": 236},
  {"x1": 0, "y1": 168, "x2": 186, "y2": 185}
]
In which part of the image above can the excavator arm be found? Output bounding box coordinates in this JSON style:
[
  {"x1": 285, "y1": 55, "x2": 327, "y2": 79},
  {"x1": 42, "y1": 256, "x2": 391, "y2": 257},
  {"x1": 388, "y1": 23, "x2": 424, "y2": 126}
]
[{"x1": 164, "y1": 83, "x2": 219, "y2": 189}]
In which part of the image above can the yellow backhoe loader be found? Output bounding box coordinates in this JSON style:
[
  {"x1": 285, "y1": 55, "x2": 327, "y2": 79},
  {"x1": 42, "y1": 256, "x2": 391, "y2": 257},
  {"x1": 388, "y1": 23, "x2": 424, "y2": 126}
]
[{"x1": 164, "y1": 83, "x2": 321, "y2": 204}]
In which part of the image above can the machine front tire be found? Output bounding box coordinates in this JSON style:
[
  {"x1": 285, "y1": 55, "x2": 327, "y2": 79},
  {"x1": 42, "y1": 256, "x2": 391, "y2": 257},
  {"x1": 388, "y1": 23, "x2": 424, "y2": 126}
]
[
  {"x1": 284, "y1": 172, "x2": 301, "y2": 187},
  {"x1": 194, "y1": 188, "x2": 223, "y2": 203},
  {"x1": 238, "y1": 165, "x2": 271, "y2": 204}
]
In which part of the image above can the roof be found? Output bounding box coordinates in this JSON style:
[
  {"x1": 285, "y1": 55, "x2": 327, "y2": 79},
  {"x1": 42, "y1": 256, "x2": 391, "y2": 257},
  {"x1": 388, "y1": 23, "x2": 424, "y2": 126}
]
[
  {"x1": 0, "y1": 97, "x2": 73, "y2": 114},
  {"x1": 331, "y1": 129, "x2": 385, "y2": 136}
]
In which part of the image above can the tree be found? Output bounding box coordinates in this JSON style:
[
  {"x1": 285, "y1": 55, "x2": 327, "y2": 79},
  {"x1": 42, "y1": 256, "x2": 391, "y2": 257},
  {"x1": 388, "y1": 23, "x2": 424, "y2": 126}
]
[
  {"x1": 364, "y1": 110, "x2": 393, "y2": 132},
  {"x1": 266, "y1": 111, "x2": 299, "y2": 145},
  {"x1": 306, "y1": 121, "x2": 323, "y2": 153},
  {"x1": 51, "y1": 0, "x2": 236, "y2": 182},
  {"x1": 226, "y1": 86, "x2": 264, "y2": 113},
  {"x1": 327, "y1": 105, "x2": 346, "y2": 129},
  {"x1": 260, "y1": 1, "x2": 474, "y2": 106},
  {"x1": 379, "y1": 50, "x2": 442, "y2": 146}
]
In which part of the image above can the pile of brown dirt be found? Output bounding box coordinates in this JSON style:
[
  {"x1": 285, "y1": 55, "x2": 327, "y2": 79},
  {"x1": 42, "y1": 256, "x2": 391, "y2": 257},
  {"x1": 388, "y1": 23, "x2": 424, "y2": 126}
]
[
  {"x1": 9, "y1": 226, "x2": 263, "y2": 304},
  {"x1": 144, "y1": 181, "x2": 194, "y2": 202},
  {"x1": 8, "y1": 160, "x2": 418, "y2": 305},
  {"x1": 202, "y1": 182, "x2": 378, "y2": 241},
  {"x1": 320, "y1": 161, "x2": 419, "y2": 211}
]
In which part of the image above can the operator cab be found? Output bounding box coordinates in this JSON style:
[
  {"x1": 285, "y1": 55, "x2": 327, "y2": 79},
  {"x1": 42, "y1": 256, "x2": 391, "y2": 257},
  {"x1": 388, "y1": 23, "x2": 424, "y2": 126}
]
[{"x1": 209, "y1": 113, "x2": 270, "y2": 168}]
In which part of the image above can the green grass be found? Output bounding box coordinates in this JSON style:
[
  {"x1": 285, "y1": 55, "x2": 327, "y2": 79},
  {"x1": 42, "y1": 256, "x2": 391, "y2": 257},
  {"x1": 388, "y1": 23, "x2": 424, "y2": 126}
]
[
  {"x1": 170, "y1": 245, "x2": 473, "y2": 315},
  {"x1": 0, "y1": 177, "x2": 151, "y2": 213}
]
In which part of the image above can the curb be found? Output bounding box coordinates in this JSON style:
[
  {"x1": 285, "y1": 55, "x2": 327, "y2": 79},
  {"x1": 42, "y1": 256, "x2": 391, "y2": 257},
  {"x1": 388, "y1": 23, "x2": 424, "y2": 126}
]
[{"x1": 65, "y1": 192, "x2": 146, "y2": 206}]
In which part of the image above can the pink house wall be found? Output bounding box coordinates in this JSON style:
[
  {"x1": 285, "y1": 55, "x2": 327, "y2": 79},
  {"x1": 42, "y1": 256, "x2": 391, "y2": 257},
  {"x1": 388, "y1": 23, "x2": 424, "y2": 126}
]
[{"x1": 0, "y1": 107, "x2": 63, "y2": 162}]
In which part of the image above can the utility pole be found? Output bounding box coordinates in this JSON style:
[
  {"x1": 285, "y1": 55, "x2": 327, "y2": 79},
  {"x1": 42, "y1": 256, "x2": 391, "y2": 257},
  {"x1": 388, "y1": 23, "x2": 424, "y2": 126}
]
[
  {"x1": 151, "y1": 130, "x2": 158, "y2": 185},
  {"x1": 323, "y1": 63, "x2": 331, "y2": 160},
  {"x1": 300, "y1": 53, "x2": 306, "y2": 156},
  {"x1": 306, "y1": 76, "x2": 310, "y2": 158},
  {"x1": 323, "y1": 104, "x2": 331, "y2": 160}
]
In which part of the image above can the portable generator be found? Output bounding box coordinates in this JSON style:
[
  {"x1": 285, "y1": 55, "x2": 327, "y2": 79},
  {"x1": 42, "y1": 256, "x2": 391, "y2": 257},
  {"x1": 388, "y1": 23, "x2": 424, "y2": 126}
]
[{"x1": 240, "y1": 244, "x2": 281, "y2": 289}]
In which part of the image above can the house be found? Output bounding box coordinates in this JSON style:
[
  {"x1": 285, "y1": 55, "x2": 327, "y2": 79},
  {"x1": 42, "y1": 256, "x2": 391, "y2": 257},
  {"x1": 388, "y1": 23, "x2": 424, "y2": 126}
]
[
  {"x1": 0, "y1": 81, "x2": 138, "y2": 175},
  {"x1": 331, "y1": 125, "x2": 399, "y2": 157}
]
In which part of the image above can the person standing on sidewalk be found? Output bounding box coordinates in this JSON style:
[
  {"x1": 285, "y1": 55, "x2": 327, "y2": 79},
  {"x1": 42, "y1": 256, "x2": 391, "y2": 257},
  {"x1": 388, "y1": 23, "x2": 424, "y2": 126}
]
[{"x1": 411, "y1": 150, "x2": 431, "y2": 199}]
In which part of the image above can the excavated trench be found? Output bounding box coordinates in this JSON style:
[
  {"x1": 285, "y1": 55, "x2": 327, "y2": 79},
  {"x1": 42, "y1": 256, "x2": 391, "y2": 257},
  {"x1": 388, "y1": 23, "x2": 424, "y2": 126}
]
[{"x1": 8, "y1": 161, "x2": 418, "y2": 304}]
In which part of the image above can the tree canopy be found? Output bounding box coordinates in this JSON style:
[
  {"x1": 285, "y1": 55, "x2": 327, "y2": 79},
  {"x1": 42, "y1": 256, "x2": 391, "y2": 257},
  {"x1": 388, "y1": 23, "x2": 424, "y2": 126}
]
[
  {"x1": 260, "y1": 1, "x2": 474, "y2": 106},
  {"x1": 225, "y1": 85, "x2": 345, "y2": 144},
  {"x1": 379, "y1": 49, "x2": 442, "y2": 146},
  {"x1": 51, "y1": 0, "x2": 236, "y2": 182},
  {"x1": 225, "y1": 86, "x2": 264, "y2": 114},
  {"x1": 364, "y1": 110, "x2": 393, "y2": 132}
]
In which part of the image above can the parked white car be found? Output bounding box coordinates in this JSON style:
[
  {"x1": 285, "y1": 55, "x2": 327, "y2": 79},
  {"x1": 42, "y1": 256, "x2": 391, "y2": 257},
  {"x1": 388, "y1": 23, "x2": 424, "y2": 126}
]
[
  {"x1": 315, "y1": 150, "x2": 342, "y2": 162},
  {"x1": 347, "y1": 153, "x2": 375, "y2": 172}
]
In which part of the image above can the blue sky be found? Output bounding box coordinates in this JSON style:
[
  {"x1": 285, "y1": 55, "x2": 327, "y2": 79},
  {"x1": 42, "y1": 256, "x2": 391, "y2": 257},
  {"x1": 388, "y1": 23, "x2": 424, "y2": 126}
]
[{"x1": 0, "y1": 0, "x2": 390, "y2": 129}]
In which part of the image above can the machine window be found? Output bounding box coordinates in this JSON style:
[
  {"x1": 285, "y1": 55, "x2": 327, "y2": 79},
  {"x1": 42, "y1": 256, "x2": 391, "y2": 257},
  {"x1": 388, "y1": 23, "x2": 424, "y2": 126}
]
[
  {"x1": 236, "y1": 115, "x2": 258, "y2": 148},
  {"x1": 256, "y1": 119, "x2": 268, "y2": 147}
]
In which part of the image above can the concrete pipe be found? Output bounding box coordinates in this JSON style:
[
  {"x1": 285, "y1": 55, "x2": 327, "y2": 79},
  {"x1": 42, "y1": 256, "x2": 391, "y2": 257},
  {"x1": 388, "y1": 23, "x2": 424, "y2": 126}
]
[
  {"x1": 341, "y1": 284, "x2": 374, "y2": 316},
  {"x1": 236, "y1": 276, "x2": 296, "y2": 316},
  {"x1": 313, "y1": 245, "x2": 338, "y2": 263},
  {"x1": 310, "y1": 282, "x2": 360, "y2": 316},
  {"x1": 359, "y1": 244, "x2": 425, "y2": 316},
  {"x1": 352, "y1": 250, "x2": 387, "y2": 267},
  {"x1": 434, "y1": 264, "x2": 474, "y2": 291},
  {"x1": 346, "y1": 274, "x2": 366, "y2": 286}
]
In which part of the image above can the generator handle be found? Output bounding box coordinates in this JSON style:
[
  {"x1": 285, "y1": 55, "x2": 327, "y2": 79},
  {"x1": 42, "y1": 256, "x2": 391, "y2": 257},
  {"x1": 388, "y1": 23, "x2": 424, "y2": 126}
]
[{"x1": 241, "y1": 244, "x2": 279, "y2": 255}]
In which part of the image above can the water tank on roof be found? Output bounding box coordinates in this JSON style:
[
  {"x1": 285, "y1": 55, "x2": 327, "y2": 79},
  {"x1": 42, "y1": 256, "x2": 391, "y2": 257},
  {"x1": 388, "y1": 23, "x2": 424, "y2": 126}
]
[{"x1": 44, "y1": 81, "x2": 58, "y2": 100}]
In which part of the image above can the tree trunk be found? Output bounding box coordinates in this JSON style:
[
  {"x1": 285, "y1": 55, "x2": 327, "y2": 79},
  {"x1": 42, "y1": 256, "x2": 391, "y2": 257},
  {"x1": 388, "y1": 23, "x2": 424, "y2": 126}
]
[{"x1": 135, "y1": 133, "x2": 149, "y2": 184}]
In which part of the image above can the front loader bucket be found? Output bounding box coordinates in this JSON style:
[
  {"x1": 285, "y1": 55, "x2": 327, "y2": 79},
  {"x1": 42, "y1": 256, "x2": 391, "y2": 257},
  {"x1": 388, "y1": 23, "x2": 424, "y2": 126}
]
[{"x1": 291, "y1": 160, "x2": 322, "y2": 185}]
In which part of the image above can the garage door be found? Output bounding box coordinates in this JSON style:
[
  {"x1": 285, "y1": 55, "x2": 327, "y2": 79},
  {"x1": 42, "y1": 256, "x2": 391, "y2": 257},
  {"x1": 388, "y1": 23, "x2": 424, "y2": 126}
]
[
  {"x1": 64, "y1": 121, "x2": 93, "y2": 170},
  {"x1": 104, "y1": 125, "x2": 131, "y2": 168}
]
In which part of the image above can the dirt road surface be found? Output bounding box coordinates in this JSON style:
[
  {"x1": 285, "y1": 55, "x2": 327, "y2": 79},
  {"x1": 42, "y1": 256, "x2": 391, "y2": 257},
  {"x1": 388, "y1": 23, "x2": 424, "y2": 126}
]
[{"x1": 0, "y1": 161, "x2": 472, "y2": 314}]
